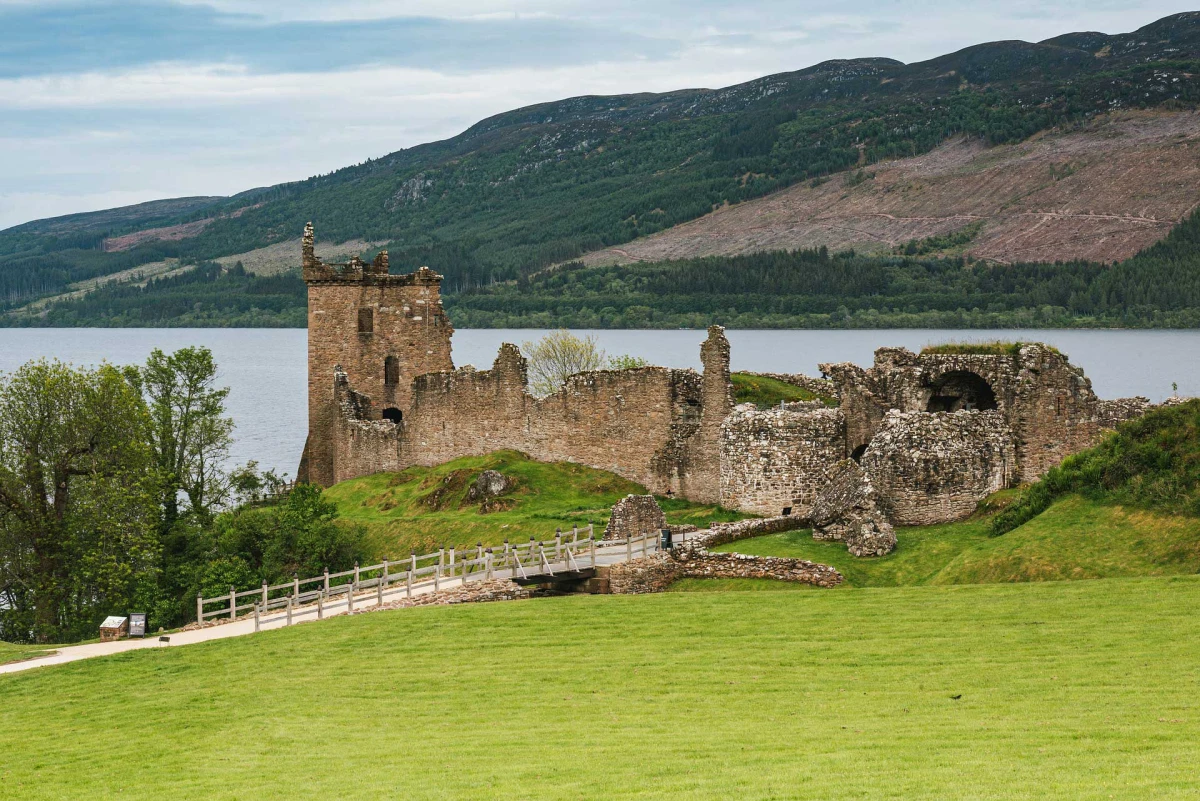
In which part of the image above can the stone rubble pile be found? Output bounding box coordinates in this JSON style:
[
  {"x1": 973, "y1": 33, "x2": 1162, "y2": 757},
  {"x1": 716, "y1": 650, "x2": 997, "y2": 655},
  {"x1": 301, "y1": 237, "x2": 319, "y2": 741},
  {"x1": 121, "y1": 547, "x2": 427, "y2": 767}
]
[{"x1": 809, "y1": 460, "x2": 896, "y2": 557}]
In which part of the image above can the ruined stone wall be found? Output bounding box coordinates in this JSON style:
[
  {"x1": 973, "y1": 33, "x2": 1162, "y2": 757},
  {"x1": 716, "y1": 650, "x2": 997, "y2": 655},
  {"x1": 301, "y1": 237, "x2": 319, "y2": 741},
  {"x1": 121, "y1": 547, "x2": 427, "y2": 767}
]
[
  {"x1": 603, "y1": 495, "x2": 667, "y2": 540},
  {"x1": 694, "y1": 515, "x2": 811, "y2": 549},
  {"x1": 1094, "y1": 397, "x2": 1152, "y2": 432},
  {"x1": 861, "y1": 409, "x2": 1017, "y2": 525},
  {"x1": 605, "y1": 553, "x2": 682, "y2": 594},
  {"x1": 604, "y1": 549, "x2": 843, "y2": 593},
  {"x1": 822, "y1": 345, "x2": 1126, "y2": 485},
  {"x1": 671, "y1": 549, "x2": 843, "y2": 588},
  {"x1": 719, "y1": 406, "x2": 846, "y2": 516},
  {"x1": 322, "y1": 333, "x2": 729, "y2": 498}
]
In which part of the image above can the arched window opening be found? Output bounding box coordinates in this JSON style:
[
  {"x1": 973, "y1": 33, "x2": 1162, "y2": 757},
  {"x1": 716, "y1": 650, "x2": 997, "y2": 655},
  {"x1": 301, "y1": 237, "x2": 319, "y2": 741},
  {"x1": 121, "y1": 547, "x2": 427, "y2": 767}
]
[
  {"x1": 381, "y1": 407, "x2": 403, "y2": 424},
  {"x1": 358, "y1": 308, "x2": 374, "y2": 334},
  {"x1": 926, "y1": 371, "x2": 997, "y2": 413},
  {"x1": 384, "y1": 356, "x2": 400, "y2": 386},
  {"x1": 850, "y1": 443, "x2": 869, "y2": 463}
]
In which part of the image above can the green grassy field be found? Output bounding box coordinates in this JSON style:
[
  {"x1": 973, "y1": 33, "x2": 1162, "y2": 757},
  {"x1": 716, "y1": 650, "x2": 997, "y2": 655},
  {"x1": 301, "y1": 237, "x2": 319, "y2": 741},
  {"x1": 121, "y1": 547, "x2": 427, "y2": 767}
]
[
  {"x1": 713, "y1": 495, "x2": 1200, "y2": 587},
  {"x1": 323, "y1": 450, "x2": 749, "y2": 557},
  {"x1": 2, "y1": 577, "x2": 1199, "y2": 799}
]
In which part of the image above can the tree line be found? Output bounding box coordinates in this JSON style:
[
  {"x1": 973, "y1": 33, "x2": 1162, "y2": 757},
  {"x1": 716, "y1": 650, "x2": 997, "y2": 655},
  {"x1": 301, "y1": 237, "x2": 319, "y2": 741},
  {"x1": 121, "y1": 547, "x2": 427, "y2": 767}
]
[{"x1": 0, "y1": 348, "x2": 364, "y2": 644}]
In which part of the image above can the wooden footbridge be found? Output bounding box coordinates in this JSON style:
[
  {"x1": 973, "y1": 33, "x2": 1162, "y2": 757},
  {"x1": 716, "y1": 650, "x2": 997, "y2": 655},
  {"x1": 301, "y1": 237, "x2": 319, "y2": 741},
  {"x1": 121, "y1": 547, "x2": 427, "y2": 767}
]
[{"x1": 197, "y1": 526, "x2": 676, "y2": 631}]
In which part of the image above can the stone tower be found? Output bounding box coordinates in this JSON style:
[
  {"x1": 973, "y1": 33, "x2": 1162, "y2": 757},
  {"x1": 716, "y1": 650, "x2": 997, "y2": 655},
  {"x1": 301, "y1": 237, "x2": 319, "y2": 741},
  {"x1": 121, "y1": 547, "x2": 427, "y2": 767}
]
[{"x1": 297, "y1": 223, "x2": 454, "y2": 486}]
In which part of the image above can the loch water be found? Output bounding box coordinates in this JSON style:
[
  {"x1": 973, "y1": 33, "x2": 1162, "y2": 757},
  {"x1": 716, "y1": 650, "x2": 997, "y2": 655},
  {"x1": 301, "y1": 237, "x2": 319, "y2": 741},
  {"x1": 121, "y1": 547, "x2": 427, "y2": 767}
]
[{"x1": 1, "y1": 327, "x2": 1197, "y2": 477}]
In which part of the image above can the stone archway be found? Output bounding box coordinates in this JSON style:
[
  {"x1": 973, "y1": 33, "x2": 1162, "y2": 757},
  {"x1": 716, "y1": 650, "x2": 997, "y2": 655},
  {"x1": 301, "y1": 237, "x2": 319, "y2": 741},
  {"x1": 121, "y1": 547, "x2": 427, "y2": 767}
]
[{"x1": 926, "y1": 371, "x2": 997, "y2": 413}]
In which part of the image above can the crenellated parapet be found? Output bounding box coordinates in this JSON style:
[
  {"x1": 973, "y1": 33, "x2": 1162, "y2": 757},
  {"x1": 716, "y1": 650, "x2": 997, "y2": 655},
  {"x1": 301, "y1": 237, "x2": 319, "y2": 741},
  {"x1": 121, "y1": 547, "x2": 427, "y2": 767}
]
[{"x1": 301, "y1": 221, "x2": 437, "y2": 286}]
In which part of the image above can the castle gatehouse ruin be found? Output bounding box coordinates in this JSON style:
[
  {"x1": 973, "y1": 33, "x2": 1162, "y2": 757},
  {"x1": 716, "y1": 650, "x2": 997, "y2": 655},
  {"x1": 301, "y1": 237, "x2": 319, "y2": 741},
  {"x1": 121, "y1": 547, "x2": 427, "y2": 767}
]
[{"x1": 296, "y1": 226, "x2": 1151, "y2": 537}]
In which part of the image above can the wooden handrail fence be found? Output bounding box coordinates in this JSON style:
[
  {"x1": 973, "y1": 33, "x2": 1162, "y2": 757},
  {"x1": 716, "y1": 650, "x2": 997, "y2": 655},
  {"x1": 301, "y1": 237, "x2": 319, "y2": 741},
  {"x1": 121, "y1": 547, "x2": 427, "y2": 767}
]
[{"x1": 196, "y1": 524, "x2": 664, "y2": 631}]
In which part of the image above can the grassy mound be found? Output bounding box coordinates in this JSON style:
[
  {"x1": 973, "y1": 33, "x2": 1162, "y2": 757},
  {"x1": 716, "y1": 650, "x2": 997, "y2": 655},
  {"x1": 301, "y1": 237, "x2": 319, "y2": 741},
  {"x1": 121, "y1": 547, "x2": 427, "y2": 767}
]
[
  {"x1": 920, "y1": 341, "x2": 1063, "y2": 357},
  {"x1": 994, "y1": 399, "x2": 1200, "y2": 534},
  {"x1": 323, "y1": 450, "x2": 748, "y2": 557},
  {"x1": 730, "y1": 372, "x2": 835, "y2": 408},
  {"x1": 4, "y1": 578, "x2": 1200, "y2": 798},
  {"x1": 713, "y1": 494, "x2": 1200, "y2": 587}
]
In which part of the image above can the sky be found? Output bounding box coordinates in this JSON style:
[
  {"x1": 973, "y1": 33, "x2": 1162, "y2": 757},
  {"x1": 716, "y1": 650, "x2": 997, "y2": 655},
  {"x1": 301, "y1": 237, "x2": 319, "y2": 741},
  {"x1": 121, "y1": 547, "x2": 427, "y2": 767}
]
[{"x1": 0, "y1": 0, "x2": 1192, "y2": 230}]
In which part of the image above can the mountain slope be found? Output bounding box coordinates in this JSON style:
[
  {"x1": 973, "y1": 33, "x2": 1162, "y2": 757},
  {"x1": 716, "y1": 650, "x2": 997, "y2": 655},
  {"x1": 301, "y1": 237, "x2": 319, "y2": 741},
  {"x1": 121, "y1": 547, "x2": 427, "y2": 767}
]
[
  {"x1": 576, "y1": 110, "x2": 1200, "y2": 266},
  {"x1": 5, "y1": 12, "x2": 1200, "y2": 318}
]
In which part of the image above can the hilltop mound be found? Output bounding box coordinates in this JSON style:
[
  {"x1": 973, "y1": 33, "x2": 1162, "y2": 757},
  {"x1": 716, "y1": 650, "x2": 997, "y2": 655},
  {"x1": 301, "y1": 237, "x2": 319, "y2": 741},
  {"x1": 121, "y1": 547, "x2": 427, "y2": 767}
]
[{"x1": 323, "y1": 450, "x2": 746, "y2": 556}]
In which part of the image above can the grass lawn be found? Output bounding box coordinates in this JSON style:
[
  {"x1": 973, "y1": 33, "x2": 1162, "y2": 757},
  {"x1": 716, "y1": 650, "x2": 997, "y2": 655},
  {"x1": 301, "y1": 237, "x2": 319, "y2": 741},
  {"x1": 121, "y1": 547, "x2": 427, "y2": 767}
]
[
  {"x1": 713, "y1": 495, "x2": 1200, "y2": 587},
  {"x1": 731, "y1": 372, "x2": 836, "y2": 407},
  {"x1": 2, "y1": 577, "x2": 1200, "y2": 799},
  {"x1": 0, "y1": 641, "x2": 54, "y2": 666},
  {"x1": 324, "y1": 450, "x2": 749, "y2": 557}
]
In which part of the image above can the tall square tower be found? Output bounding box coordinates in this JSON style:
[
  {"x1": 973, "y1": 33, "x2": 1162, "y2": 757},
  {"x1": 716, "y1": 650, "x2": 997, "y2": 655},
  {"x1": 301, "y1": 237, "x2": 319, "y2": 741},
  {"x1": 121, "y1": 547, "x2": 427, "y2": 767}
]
[{"x1": 297, "y1": 223, "x2": 454, "y2": 485}]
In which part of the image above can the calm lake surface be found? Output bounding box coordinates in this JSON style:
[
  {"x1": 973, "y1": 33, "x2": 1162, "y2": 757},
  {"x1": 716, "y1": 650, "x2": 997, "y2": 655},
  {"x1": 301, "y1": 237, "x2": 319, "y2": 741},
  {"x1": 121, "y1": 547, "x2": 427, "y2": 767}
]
[{"x1": 1, "y1": 328, "x2": 1197, "y2": 477}]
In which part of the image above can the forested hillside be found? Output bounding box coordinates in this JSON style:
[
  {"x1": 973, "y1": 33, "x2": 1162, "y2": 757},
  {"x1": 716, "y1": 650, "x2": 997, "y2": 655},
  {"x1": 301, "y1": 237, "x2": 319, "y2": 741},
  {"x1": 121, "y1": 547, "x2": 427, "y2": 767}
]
[{"x1": 6, "y1": 12, "x2": 1200, "y2": 324}]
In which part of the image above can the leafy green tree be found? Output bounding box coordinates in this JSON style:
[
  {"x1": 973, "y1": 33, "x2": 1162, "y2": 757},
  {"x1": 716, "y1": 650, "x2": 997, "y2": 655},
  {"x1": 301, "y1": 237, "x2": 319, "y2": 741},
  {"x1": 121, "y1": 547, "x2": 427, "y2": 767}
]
[
  {"x1": 140, "y1": 346, "x2": 233, "y2": 530},
  {"x1": 0, "y1": 360, "x2": 158, "y2": 643},
  {"x1": 521, "y1": 330, "x2": 608, "y2": 397}
]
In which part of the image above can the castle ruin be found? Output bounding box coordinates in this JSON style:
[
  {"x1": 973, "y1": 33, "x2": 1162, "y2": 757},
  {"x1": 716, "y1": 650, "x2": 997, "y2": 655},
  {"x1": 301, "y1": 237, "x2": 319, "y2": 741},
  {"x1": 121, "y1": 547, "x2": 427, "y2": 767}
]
[{"x1": 296, "y1": 226, "x2": 1151, "y2": 539}]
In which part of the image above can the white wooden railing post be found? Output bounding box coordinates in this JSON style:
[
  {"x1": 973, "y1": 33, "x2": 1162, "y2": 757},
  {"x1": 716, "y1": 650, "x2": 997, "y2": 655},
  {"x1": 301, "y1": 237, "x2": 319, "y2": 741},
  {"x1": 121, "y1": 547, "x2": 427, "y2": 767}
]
[
  {"x1": 436, "y1": 547, "x2": 443, "y2": 591},
  {"x1": 254, "y1": 603, "x2": 260, "y2": 633},
  {"x1": 380, "y1": 558, "x2": 389, "y2": 603},
  {"x1": 292, "y1": 574, "x2": 300, "y2": 602},
  {"x1": 408, "y1": 552, "x2": 415, "y2": 597},
  {"x1": 347, "y1": 583, "x2": 354, "y2": 612},
  {"x1": 286, "y1": 596, "x2": 293, "y2": 626},
  {"x1": 589, "y1": 533, "x2": 595, "y2": 568},
  {"x1": 503, "y1": 540, "x2": 510, "y2": 574},
  {"x1": 556, "y1": 528, "x2": 562, "y2": 561},
  {"x1": 229, "y1": 586, "x2": 237, "y2": 620},
  {"x1": 196, "y1": 593, "x2": 203, "y2": 624},
  {"x1": 317, "y1": 592, "x2": 324, "y2": 619},
  {"x1": 486, "y1": 548, "x2": 493, "y2": 580},
  {"x1": 353, "y1": 562, "x2": 360, "y2": 593},
  {"x1": 448, "y1": 547, "x2": 456, "y2": 581},
  {"x1": 323, "y1": 567, "x2": 330, "y2": 596},
  {"x1": 261, "y1": 580, "x2": 269, "y2": 610}
]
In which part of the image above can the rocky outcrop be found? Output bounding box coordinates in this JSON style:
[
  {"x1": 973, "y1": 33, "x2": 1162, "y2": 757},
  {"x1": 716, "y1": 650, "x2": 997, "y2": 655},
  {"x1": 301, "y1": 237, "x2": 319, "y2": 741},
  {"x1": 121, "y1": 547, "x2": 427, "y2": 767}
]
[{"x1": 467, "y1": 470, "x2": 512, "y2": 501}]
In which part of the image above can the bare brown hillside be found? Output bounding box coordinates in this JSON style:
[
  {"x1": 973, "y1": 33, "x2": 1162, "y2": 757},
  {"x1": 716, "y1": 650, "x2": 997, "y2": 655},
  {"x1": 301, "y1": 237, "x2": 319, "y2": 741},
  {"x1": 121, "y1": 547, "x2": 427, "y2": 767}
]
[{"x1": 579, "y1": 111, "x2": 1200, "y2": 266}]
